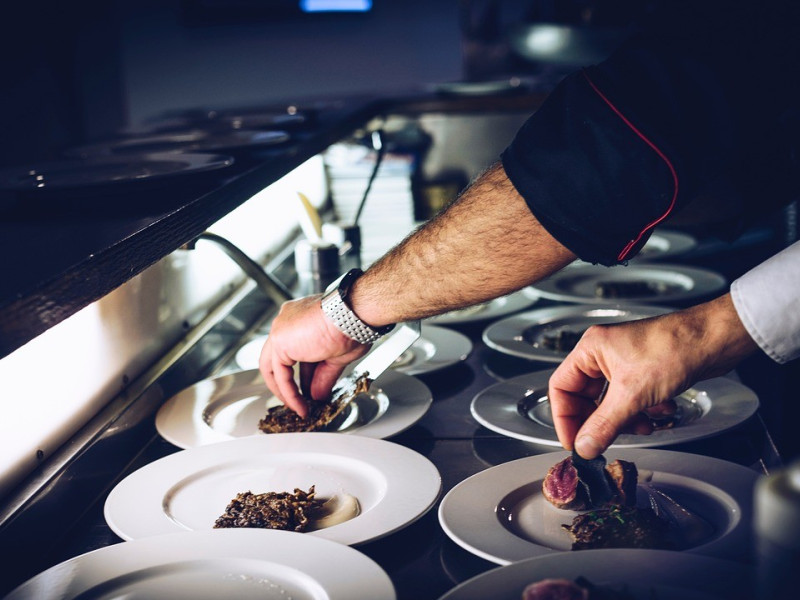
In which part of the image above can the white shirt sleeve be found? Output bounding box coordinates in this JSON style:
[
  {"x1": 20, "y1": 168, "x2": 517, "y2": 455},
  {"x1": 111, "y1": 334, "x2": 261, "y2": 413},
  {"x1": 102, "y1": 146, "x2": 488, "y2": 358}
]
[{"x1": 730, "y1": 240, "x2": 800, "y2": 364}]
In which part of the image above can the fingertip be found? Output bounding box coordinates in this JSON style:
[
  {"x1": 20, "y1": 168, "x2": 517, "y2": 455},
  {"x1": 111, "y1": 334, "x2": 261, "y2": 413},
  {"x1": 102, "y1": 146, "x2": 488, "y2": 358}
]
[
  {"x1": 284, "y1": 395, "x2": 309, "y2": 419},
  {"x1": 574, "y1": 434, "x2": 605, "y2": 459}
]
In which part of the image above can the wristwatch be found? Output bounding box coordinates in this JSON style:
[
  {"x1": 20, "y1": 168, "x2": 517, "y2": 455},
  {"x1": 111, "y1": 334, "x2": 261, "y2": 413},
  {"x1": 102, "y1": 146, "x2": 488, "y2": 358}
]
[{"x1": 320, "y1": 268, "x2": 395, "y2": 344}]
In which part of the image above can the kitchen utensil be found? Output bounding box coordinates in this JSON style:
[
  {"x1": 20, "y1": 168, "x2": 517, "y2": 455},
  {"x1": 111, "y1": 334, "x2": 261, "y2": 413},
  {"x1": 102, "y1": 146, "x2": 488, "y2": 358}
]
[
  {"x1": 331, "y1": 320, "x2": 422, "y2": 405},
  {"x1": 353, "y1": 129, "x2": 385, "y2": 225},
  {"x1": 638, "y1": 468, "x2": 715, "y2": 547},
  {"x1": 297, "y1": 191, "x2": 324, "y2": 243}
]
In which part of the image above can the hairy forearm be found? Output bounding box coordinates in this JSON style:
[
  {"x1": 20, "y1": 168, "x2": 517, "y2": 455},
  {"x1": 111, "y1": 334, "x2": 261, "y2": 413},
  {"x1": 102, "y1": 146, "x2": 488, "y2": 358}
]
[
  {"x1": 349, "y1": 161, "x2": 577, "y2": 326},
  {"x1": 548, "y1": 291, "x2": 760, "y2": 457},
  {"x1": 679, "y1": 293, "x2": 760, "y2": 380}
]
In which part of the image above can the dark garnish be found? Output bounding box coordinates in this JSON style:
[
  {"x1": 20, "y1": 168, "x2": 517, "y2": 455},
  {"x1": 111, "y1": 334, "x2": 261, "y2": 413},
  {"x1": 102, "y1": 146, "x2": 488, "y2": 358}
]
[{"x1": 571, "y1": 451, "x2": 615, "y2": 508}]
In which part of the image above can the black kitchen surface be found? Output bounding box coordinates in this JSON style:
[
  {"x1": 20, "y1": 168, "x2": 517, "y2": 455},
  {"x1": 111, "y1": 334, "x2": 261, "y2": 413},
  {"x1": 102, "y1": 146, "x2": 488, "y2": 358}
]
[
  {"x1": 0, "y1": 278, "x2": 784, "y2": 598},
  {"x1": 0, "y1": 88, "x2": 548, "y2": 362}
]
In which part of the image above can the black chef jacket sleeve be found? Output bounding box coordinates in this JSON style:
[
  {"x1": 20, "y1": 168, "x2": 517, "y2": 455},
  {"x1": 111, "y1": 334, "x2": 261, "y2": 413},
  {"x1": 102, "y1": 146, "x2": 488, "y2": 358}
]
[{"x1": 501, "y1": 0, "x2": 799, "y2": 266}]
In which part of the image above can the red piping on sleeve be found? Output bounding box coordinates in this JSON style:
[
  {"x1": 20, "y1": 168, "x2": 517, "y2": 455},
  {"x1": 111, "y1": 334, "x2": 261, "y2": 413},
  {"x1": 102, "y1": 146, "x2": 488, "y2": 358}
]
[{"x1": 582, "y1": 70, "x2": 679, "y2": 262}]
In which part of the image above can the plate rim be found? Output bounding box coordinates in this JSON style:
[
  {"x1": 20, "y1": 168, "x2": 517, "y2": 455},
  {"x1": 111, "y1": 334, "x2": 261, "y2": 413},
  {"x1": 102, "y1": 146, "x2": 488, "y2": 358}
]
[
  {"x1": 155, "y1": 368, "x2": 433, "y2": 448},
  {"x1": 6, "y1": 528, "x2": 396, "y2": 600},
  {"x1": 470, "y1": 368, "x2": 759, "y2": 448},
  {"x1": 636, "y1": 229, "x2": 698, "y2": 261},
  {"x1": 425, "y1": 288, "x2": 540, "y2": 325},
  {"x1": 0, "y1": 152, "x2": 234, "y2": 191},
  {"x1": 64, "y1": 129, "x2": 290, "y2": 158},
  {"x1": 234, "y1": 325, "x2": 472, "y2": 376},
  {"x1": 529, "y1": 264, "x2": 727, "y2": 305},
  {"x1": 438, "y1": 448, "x2": 758, "y2": 566},
  {"x1": 438, "y1": 547, "x2": 752, "y2": 600},
  {"x1": 104, "y1": 432, "x2": 442, "y2": 546},
  {"x1": 482, "y1": 303, "x2": 674, "y2": 362},
  {"x1": 395, "y1": 324, "x2": 473, "y2": 375}
]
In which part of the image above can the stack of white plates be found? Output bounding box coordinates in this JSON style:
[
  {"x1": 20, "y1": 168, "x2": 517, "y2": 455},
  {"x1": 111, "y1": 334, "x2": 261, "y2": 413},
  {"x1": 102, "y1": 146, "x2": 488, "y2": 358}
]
[{"x1": 324, "y1": 143, "x2": 417, "y2": 265}]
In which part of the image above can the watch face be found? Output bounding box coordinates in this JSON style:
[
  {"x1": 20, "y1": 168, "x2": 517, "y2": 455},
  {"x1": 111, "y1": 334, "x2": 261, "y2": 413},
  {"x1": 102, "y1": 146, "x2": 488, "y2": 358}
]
[{"x1": 338, "y1": 268, "x2": 364, "y2": 299}]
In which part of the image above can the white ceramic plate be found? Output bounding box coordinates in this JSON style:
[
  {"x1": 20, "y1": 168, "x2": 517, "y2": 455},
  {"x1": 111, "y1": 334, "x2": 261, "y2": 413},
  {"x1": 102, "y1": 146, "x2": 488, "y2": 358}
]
[
  {"x1": 6, "y1": 529, "x2": 395, "y2": 600},
  {"x1": 439, "y1": 548, "x2": 751, "y2": 600},
  {"x1": 155, "y1": 368, "x2": 432, "y2": 449},
  {"x1": 235, "y1": 325, "x2": 472, "y2": 376},
  {"x1": 425, "y1": 288, "x2": 540, "y2": 325},
  {"x1": 0, "y1": 152, "x2": 234, "y2": 192},
  {"x1": 234, "y1": 338, "x2": 268, "y2": 370},
  {"x1": 433, "y1": 78, "x2": 526, "y2": 96},
  {"x1": 105, "y1": 432, "x2": 441, "y2": 545},
  {"x1": 65, "y1": 129, "x2": 290, "y2": 157},
  {"x1": 438, "y1": 449, "x2": 757, "y2": 565},
  {"x1": 636, "y1": 230, "x2": 698, "y2": 261},
  {"x1": 566, "y1": 230, "x2": 698, "y2": 268},
  {"x1": 470, "y1": 368, "x2": 759, "y2": 448},
  {"x1": 482, "y1": 304, "x2": 674, "y2": 362},
  {"x1": 529, "y1": 264, "x2": 726, "y2": 305}
]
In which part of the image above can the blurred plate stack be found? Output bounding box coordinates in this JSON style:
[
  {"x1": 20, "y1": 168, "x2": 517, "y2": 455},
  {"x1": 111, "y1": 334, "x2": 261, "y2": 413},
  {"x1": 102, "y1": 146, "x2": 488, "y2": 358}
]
[
  {"x1": 324, "y1": 142, "x2": 418, "y2": 266},
  {"x1": 124, "y1": 105, "x2": 314, "y2": 135}
]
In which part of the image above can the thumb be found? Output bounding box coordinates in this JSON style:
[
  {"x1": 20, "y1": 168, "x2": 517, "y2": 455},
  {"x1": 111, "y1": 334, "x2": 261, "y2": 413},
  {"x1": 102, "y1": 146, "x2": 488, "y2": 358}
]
[{"x1": 573, "y1": 387, "x2": 633, "y2": 459}]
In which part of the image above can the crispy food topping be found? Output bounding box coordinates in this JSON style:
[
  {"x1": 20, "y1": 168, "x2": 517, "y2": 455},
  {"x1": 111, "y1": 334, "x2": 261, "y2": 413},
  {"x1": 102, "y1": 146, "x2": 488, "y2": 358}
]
[
  {"x1": 561, "y1": 505, "x2": 673, "y2": 551},
  {"x1": 213, "y1": 486, "x2": 323, "y2": 532},
  {"x1": 258, "y1": 374, "x2": 372, "y2": 433}
]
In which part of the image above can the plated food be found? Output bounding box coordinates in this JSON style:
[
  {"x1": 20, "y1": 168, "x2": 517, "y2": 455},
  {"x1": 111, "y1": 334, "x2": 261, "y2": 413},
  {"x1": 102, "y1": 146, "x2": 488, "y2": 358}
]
[
  {"x1": 470, "y1": 368, "x2": 759, "y2": 448},
  {"x1": 542, "y1": 455, "x2": 698, "y2": 552},
  {"x1": 438, "y1": 448, "x2": 756, "y2": 565},
  {"x1": 4, "y1": 529, "x2": 396, "y2": 600},
  {"x1": 528, "y1": 264, "x2": 726, "y2": 306},
  {"x1": 104, "y1": 432, "x2": 441, "y2": 546},
  {"x1": 482, "y1": 305, "x2": 673, "y2": 363},
  {"x1": 213, "y1": 485, "x2": 361, "y2": 533},
  {"x1": 542, "y1": 456, "x2": 637, "y2": 512},
  {"x1": 257, "y1": 374, "x2": 371, "y2": 433},
  {"x1": 155, "y1": 368, "x2": 432, "y2": 448}
]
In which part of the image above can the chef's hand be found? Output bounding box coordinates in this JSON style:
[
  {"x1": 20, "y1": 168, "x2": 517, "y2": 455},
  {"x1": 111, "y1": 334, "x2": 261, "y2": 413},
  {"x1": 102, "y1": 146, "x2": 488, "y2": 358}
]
[
  {"x1": 548, "y1": 293, "x2": 758, "y2": 459},
  {"x1": 259, "y1": 295, "x2": 370, "y2": 418}
]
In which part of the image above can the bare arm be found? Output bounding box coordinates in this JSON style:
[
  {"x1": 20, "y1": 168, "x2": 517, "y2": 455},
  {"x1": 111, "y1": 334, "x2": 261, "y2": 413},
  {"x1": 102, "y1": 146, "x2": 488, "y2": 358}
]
[
  {"x1": 260, "y1": 161, "x2": 576, "y2": 414},
  {"x1": 547, "y1": 293, "x2": 759, "y2": 459},
  {"x1": 350, "y1": 161, "x2": 577, "y2": 325}
]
